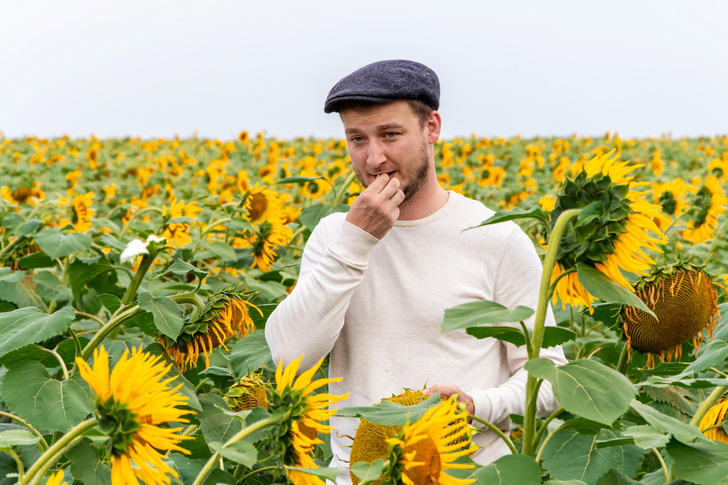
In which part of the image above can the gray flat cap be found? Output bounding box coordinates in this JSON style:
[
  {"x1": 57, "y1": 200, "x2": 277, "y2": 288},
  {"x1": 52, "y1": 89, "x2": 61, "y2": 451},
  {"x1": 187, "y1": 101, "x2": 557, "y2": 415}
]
[{"x1": 324, "y1": 59, "x2": 440, "y2": 113}]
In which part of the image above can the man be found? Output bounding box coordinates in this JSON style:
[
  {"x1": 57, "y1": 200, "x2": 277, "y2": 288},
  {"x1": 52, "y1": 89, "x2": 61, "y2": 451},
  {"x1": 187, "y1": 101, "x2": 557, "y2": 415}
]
[{"x1": 265, "y1": 60, "x2": 567, "y2": 480}]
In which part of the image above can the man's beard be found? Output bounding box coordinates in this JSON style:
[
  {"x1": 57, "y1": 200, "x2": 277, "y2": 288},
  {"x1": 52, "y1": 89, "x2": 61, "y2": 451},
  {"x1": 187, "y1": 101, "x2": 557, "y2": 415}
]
[{"x1": 355, "y1": 142, "x2": 431, "y2": 203}]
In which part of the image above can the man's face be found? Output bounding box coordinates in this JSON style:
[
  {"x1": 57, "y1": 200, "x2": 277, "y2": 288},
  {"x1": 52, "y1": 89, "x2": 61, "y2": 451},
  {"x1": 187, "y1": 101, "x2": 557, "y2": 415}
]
[{"x1": 340, "y1": 100, "x2": 435, "y2": 202}]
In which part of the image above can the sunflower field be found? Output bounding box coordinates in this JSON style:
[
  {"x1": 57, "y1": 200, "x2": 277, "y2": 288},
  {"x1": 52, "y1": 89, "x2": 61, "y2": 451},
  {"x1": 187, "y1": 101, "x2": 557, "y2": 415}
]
[{"x1": 1, "y1": 131, "x2": 728, "y2": 485}]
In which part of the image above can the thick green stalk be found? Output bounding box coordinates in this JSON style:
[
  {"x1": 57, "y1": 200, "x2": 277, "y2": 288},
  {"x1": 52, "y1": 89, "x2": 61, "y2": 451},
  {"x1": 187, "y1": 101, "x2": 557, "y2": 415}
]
[
  {"x1": 332, "y1": 171, "x2": 358, "y2": 207},
  {"x1": 80, "y1": 305, "x2": 143, "y2": 361},
  {"x1": 192, "y1": 417, "x2": 277, "y2": 485},
  {"x1": 690, "y1": 385, "x2": 727, "y2": 428},
  {"x1": 522, "y1": 208, "x2": 581, "y2": 457},
  {"x1": 0, "y1": 412, "x2": 48, "y2": 452},
  {"x1": 21, "y1": 418, "x2": 98, "y2": 485},
  {"x1": 121, "y1": 253, "x2": 154, "y2": 305},
  {"x1": 616, "y1": 341, "x2": 630, "y2": 375}
]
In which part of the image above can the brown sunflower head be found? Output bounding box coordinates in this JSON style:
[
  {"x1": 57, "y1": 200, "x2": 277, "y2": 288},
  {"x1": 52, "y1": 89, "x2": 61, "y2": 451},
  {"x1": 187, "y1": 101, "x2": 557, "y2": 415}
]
[
  {"x1": 160, "y1": 284, "x2": 261, "y2": 371},
  {"x1": 621, "y1": 262, "x2": 720, "y2": 368},
  {"x1": 349, "y1": 390, "x2": 467, "y2": 485}
]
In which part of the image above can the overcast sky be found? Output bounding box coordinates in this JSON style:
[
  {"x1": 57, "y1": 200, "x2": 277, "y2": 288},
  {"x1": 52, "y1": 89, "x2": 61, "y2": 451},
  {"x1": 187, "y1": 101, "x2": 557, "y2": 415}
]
[{"x1": 2, "y1": 0, "x2": 727, "y2": 140}]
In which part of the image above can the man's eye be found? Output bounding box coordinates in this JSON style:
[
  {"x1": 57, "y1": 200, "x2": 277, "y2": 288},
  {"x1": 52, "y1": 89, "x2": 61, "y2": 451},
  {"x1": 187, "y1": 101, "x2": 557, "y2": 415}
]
[
  {"x1": 384, "y1": 132, "x2": 398, "y2": 138},
  {"x1": 350, "y1": 137, "x2": 363, "y2": 143}
]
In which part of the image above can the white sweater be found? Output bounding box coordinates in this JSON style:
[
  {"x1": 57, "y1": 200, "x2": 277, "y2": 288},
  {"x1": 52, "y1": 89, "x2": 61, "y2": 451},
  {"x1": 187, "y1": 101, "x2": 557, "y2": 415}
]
[{"x1": 265, "y1": 191, "x2": 568, "y2": 480}]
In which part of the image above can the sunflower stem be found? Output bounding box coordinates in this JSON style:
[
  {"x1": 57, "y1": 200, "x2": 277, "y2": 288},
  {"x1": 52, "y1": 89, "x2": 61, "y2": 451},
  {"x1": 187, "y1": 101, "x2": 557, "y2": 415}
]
[
  {"x1": 39, "y1": 347, "x2": 69, "y2": 381},
  {"x1": 6, "y1": 448, "x2": 25, "y2": 482},
  {"x1": 690, "y1": 385, "x2": 727, "y2": 428},
  {"x1": 616, "y1": 341, "x2": 630, "y2": 375},
  {"x1": 332, "y1": 171, "x2": 358, "y2": 207},
  {"x1": 468, "y1": 415, "x2": 518, "y2": 455},
  {"x1": 192, "y1": 416, "x2": 278, "y2": 485},
  {"x1": 523, "y1": 208, "x2": 581, "y2": 457},
  {"x1": 653, "y1": 447, "x2": 670, "y2": 483},
  {"x1": 170, "y1": 292, "x2": 206, "y2": 322},
  {"x1": 191, "y1": 217, "x2": 233, "y2": 256},
  {"x1": 237, "y1": 465, "x2": 279, "y2": 482},
  {"x1": 121, "y1": 253, "x2": 154, "y2": 305},
  {"x1": 0, "y1": 411, "x2": 49, "y2": 452},
  {"x1": 533, "y1": 407, "x2": 564, "y2": 452},
  {"x1": 0, "y1": 234, "x2": 25, "y2": 260},
  {"x1": 80, "y1": 305, "x2": 143, "y2": 361},
  {"x1": 21, "y1": 418, "x2": 98, "y2": 485},
  {"x1": 74, "y1": 310, "x2": 105, "y2": 328}
]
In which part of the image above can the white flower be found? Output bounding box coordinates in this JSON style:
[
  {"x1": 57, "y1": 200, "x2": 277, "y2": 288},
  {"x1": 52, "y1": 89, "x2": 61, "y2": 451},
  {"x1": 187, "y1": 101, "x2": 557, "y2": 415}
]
[
  {"x1": 120, "y1": 239, "x2": 149, "y2": 264},
  {"x1": 146, "y1": 234, "x2": 166, "y2": 244}
]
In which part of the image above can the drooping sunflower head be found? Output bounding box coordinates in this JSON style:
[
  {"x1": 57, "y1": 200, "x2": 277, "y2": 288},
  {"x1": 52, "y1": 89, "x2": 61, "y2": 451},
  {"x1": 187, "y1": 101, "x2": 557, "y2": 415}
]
[
  {"x1": 550, "y1": 149, "x2": 667, "y2": 310},
  {"x1": 699, "y1": 399, "x2": 728, "y2": 444},
  {"x1": 681, "y1": 176, "x2": 728, "y2": 245},
  {"x1": 76, "y1": 345, "x2": 193, "y2": 485},
  {"x1": 270, "y1": 355, "x2": 348, "y2": 485},
  {"x1": 224, "y1": 372, "x2": 270, "y2": 411},
  {"x1": 160, "y1": 284, "x2": 261, "y2": 371},
  {"x1": 620, "y1": 262, "x2": 720, "y2": 368},
  {"x1": 382, "y1": 398, "x2": 476, "y2": 485}
]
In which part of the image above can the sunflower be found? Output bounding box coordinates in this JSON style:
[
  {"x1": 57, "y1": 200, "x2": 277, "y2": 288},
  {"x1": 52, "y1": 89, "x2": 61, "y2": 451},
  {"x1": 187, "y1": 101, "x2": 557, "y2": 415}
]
[
  {"x1": 0, "y1": 185, "x2": 45, "y2": 206},
  {"x1": 651, "y1": 178, "x2": 692, "y2": 231},
  {"x1": 46, "y1": 470, "x2": 67, "y2": 485},
  {"x1": 244, "y1": 184, "x2": 284, "y2": 223},
  {"x1": 350, "y1": 390, "x2": 470, "y2": 485},
  {"x1": 382, "y1": 398, "x2": 476, "y2": 485},
  {"x1": 681, "y1": 176, "x2": 728, "y2": 244},
  {"x1": 237, "y1": 219, "x2": 293, "y2": 273},
  {"x1": 224, "y1": 372, "x2": 270, "y2": 411},
  {"x1": 160, "y1": 285, "x2": 260, "y2": 371},
  {"x1": 270, "y1": 355, "x2": 348, "y2": 485},
  {"x1": 621, "y1": 262, "x2": 719, "y2": 367},
  {"x1": 550, "y1": 150, "x2": 667, "y2": 310},
  {"x1": 58, "y1": 192, "x2": 96, "y2": 233},
  {"x1": 699, "y1": 399, "x2": 728, "y2": 444},
  {"x1": 161, "y1": 197, "x2": 202, "y2": 248},
  {"x1": 76, "y1": 346, "x2": 192, "y2": 485}
]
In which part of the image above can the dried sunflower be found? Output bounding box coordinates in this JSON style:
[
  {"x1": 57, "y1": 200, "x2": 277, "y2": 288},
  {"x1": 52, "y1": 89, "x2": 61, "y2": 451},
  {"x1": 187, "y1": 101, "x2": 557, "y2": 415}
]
[
  {"x1": 550, "y1": 149, "x2": 667, "y2": 310},
  {"x1": 621, "y1": 262, "x2": 719, "y2": 367},
  {"x1": 160, "y1": 284, "x2": 260, "y2": 371}
]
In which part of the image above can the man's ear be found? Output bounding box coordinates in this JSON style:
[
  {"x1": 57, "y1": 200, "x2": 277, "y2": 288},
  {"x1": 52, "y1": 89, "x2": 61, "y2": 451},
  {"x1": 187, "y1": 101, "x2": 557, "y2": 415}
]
[{"x1": 426, "y1": 111, "x2": 442, "y2": 143}]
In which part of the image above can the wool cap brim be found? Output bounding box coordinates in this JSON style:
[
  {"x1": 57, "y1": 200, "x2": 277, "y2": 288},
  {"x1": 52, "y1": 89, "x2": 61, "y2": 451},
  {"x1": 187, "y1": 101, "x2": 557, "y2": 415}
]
[{"x1": 324, "y1": 59, "x2": 440, "y2": 113}]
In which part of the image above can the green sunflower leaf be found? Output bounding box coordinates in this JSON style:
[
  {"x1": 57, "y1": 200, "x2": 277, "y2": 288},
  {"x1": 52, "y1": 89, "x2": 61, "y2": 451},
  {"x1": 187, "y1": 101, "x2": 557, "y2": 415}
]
[
  {"x1": 160, "y1": 258, "x2": 208, "y2": 281},
  {"x1": 621, "y1": 425, "x2": 671, "y2": 450},
  {"x1": 298, "y1": 203, "x2": 341, "y2": 231},
  {"x1": 285, "y1": 466, "x2": 341, "y2": 482},
  {"x1": 198, "y1": 393, "x2": 242, "y2": 445},
  {"x1": 471, "y1": 454, "x2": 543, "y2": 484},
  {"x1": 630, "y1": 400, "x2": 703, "y2": 443},
  {"x1": 275, "y1": 175, "x2": 322, "y2": 185},
  {"x1": 540, "y1": 429, "x2": 643, "y2": 484},
  {"x1": 351, "y1": 459, "x2": 387, "y2": 483},
  {"x1": 575, "y1": 263, "x2": 657, "y2": 319},
  {"x1": 683, "y1": 340, "x2": 728, "y2": 375},
  {"x1": 466, "y1": 325, "x2": 576, "y2": 348},
  {"x1": 467, "y1": 206, "x2": 548, "y2": 230},
  {"x1": 666, "y1": 439, "x2": 728, "y2": 485},
  {"x1": 442, "y1": 300, "x2": 535, "y2": 332},
  {"x1": 1, "y1": 361, "x2": 93, "y2": 432},
  {"x1": 67, "y1": 438, "x2": 112, "y2": 485},
  {"x1": 524, "y1": 358, "x2": 636, "y2": 425},
  {"x1": 0, "y1": 306, "x2": 75, "y2": 359},
  {"x1": 337, "y1": 392, "x2": 442, "y2": 425},
  {"x1": 12, "y1": 219, "x2": 42, "y2": 237},
  {"x1": 138, "y1": 291, "x2": 183, "y2": 340},
  {"x1": 33, "y1": 228, "x2": 93, "y2": 259},
  {"x1": 208, "y1": 440, "x2": 257, "y2": 468},
  {"x1": 0, "y1": 429, "x2": 40, "y2": 447},
  {"x1": 17, "y1": 251, "x2": 55, "y2": 269}
]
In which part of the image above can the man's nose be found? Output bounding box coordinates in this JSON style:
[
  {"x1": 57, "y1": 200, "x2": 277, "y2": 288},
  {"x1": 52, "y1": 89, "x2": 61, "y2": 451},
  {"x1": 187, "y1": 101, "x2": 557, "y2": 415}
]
[{"x1": 366, "y1": 139, "x2": 386, "y2": 171}]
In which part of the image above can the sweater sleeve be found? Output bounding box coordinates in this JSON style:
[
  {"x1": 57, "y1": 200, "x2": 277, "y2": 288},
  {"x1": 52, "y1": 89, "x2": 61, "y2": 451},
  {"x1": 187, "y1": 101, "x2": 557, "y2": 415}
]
[
  {"x1": 468, "y1": 226, "x2": 569, "y2": 428},
  {"x1": 265, "y1": 218, "x2": 380, "y2": 371}
]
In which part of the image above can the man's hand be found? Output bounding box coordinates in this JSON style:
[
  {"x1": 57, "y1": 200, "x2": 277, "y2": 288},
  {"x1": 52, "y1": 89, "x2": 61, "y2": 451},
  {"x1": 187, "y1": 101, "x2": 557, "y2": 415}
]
[
  {"x1": 346, "y1": 174, "x2": 405, "y2": 239},
  {"x1": 424, "y1": 384, "x2": 475, "y2": 422}
]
